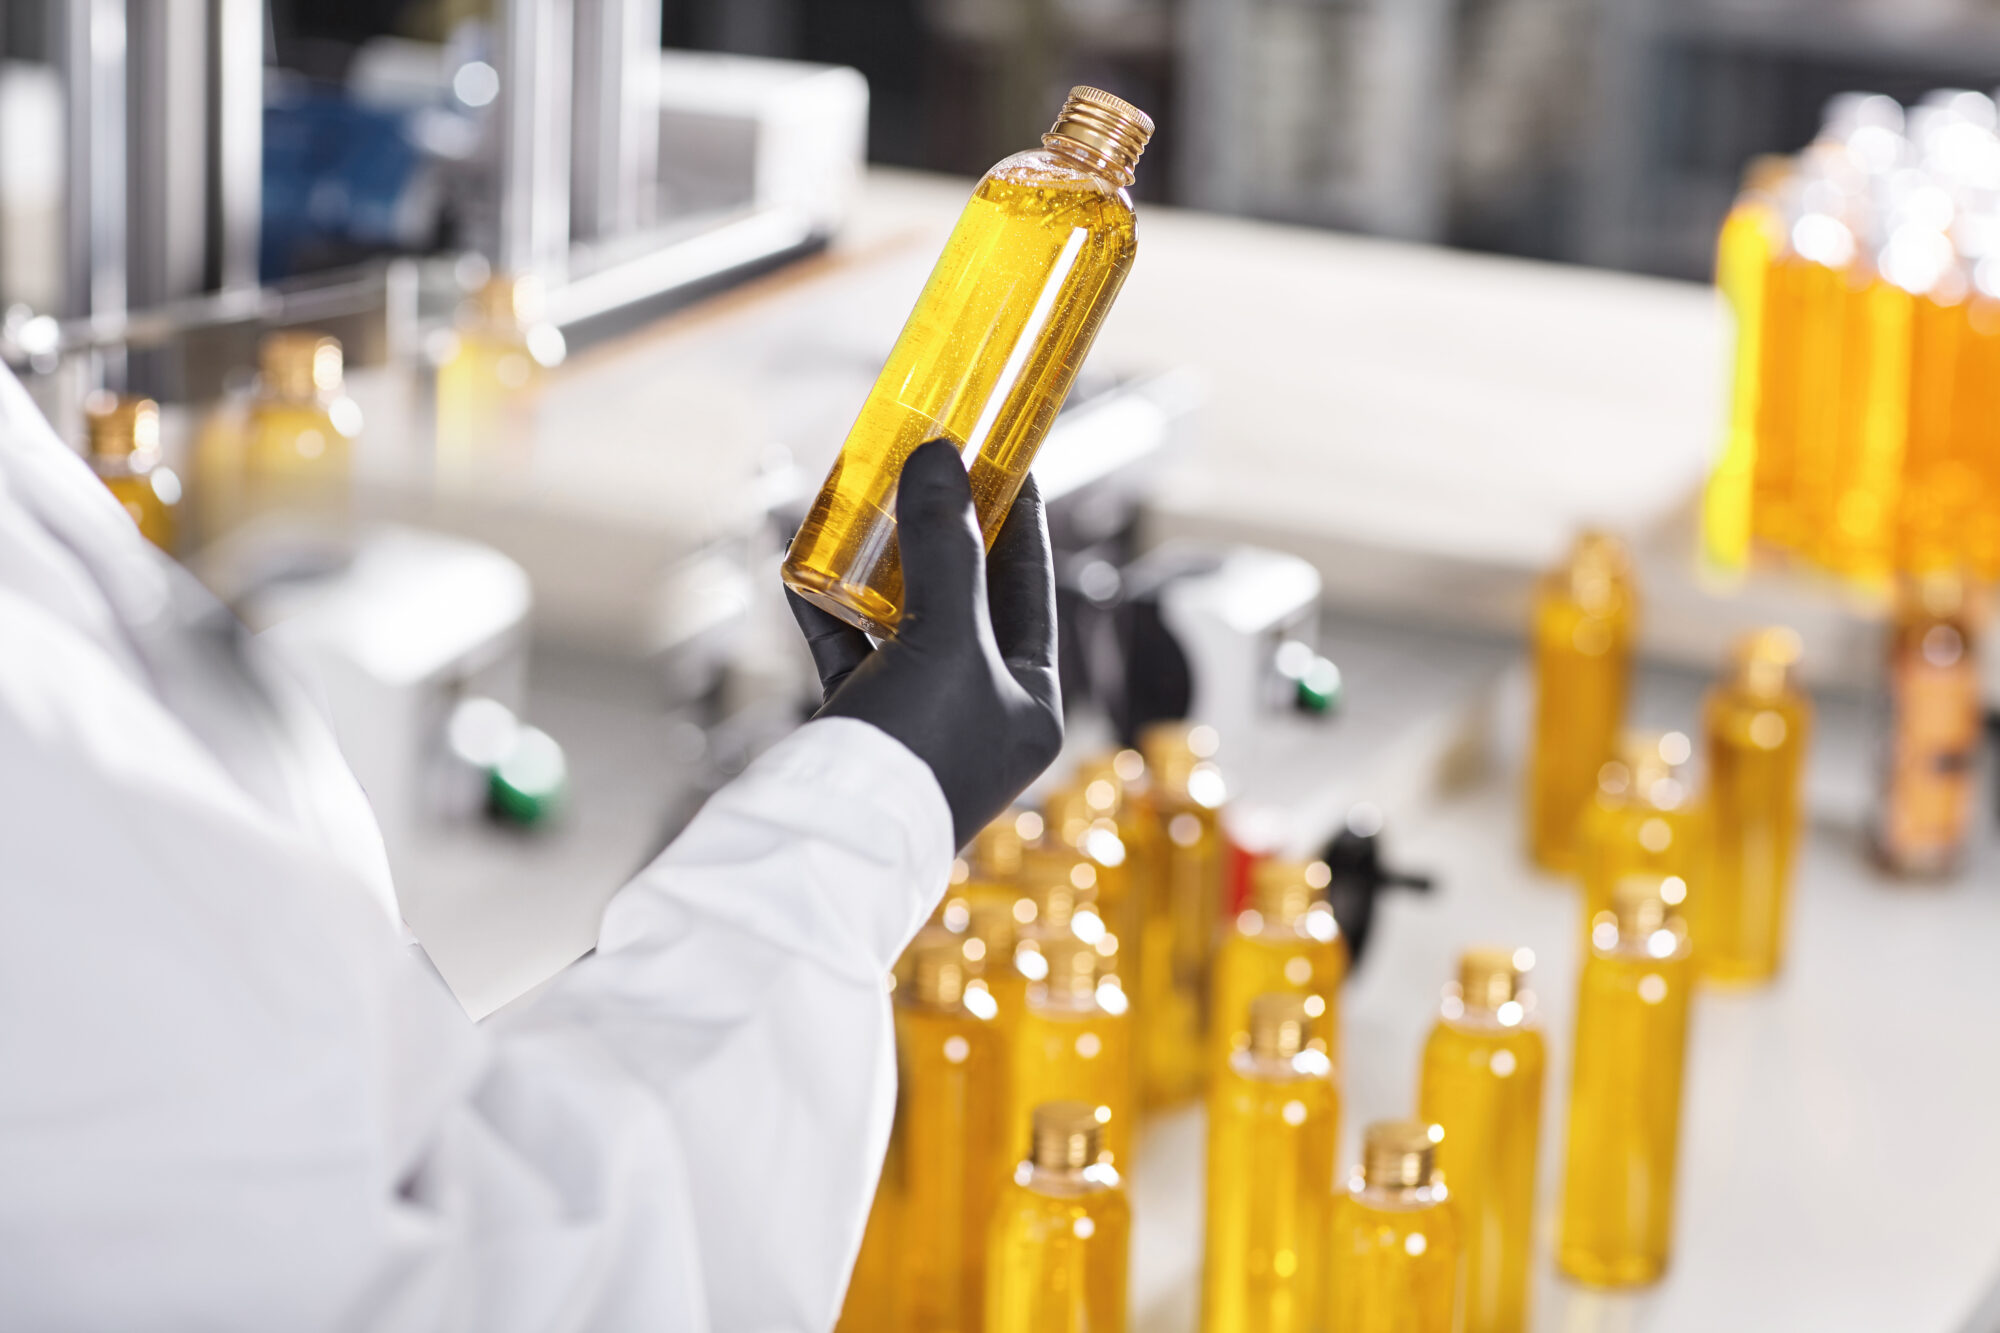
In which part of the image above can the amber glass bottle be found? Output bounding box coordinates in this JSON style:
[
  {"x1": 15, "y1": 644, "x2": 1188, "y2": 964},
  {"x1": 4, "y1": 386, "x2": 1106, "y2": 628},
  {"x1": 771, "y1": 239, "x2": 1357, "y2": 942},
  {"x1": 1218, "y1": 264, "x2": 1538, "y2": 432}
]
[
  {"x1": 1210, "y1": 858, "x2": 1346, "y2": 1074},
  {"x1": 1577, "y1": 731, "x2": 1705, "y2": 948},
  {"x1": 83, "y1": 392, "x2": 180, "y2": 551},
  {"x1": 1417, "y1": 948, "x2": 1545, "y2": 1333},
  {"x1": 985, "y1": 1102, "x2": 1130, "y2": 1333},
  {"x1": 1558, "y1": 876, "x2": 1694, "y2": 1287},
  {"x1": 1328, "y1": 1120, "x2": 1460, "y2": 1333},
  {"x1": 1702, "y1": 628, "x2": 1811, "y2": 982},
  {"x1": 1203, "y1": 993, "x2": 1338, "y2": 1333},
  {"x1": 1136, "y1": 721, "x2": 1228, "y2": 1107},
  {"x1": 1526, "y1": 532, "x2": 1636, "y2": 872},
  {"x1": 783, "y1": 87, "x2": 1151, "y2": 635},
  {"x1": 1875, "y1": 572, "x2": 1984, "y2": 875}
]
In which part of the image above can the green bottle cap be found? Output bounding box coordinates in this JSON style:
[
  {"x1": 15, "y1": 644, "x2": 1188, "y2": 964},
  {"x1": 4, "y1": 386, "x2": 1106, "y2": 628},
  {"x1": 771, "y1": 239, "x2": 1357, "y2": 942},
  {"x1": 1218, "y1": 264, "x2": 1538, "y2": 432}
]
[{"x1": 488, "y1": 725, "x2": 568, "y2": 827}]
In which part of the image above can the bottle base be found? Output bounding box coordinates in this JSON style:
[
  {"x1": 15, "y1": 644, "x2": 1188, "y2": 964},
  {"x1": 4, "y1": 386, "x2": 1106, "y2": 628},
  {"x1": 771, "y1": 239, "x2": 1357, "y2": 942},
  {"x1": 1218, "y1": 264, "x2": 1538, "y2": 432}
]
[
  {"x1": 1557, "y1": 1248, "x2": 1666, "y2": 1288},
  {"x1": 782, "y1": 561, "x2": 901, "y2": 638}
]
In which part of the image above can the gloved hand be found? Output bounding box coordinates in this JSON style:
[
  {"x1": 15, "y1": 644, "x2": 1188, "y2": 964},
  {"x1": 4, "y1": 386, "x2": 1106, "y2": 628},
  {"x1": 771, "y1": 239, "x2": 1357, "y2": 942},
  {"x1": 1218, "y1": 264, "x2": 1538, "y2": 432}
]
[{"x1": 787, "y1": 440, "x2": 1063, "y2": 851}]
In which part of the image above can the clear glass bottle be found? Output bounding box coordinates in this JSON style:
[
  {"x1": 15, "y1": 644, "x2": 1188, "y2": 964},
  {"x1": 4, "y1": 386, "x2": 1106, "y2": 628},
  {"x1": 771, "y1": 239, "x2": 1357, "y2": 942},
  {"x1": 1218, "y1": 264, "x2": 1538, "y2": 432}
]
[
  {"x1": 1874, "y1": 571, "x2": 1983, "y2": 876},
  {"x1": 1577, "y1": 731, "x2": 1705, "y2": 949},
  {"x1": 1210, "y1": 858, "x2": 1346, "y2": 1075},
  {"x1": 243, "y1": 331, "x2": 361, "y2": 524},
  {"x1": 1011, "y1": 935, "x2": 1134, "y2": 1172},
  {"x1": 1558, "y1": 876, "x2": 1694, "y2": 1287},
  {"x1": 896, "y1": 928, "x2": 1004, "y2": 1331},
  {"x1": 435, "y1": 272, "x2": 565, "y2": 473},
  {"x1": 1136, "y1": 721, "x2": 1228, "y2": 1108},
  {"x1": 1328, "y1": 1120, "x2": 1460, "y2": 1333},
  {"x1": 783, "y1": 87, "x2": 1151, "y2": 635},
  {"x1": 985, "y1": 1101, "x2": 1130, "y2": 1333},
  {"x1": 83, "y1": 392, "x2": 180, "y2": 552},
  {"x1": 1417, "y1": 948, "x2": 1545, "y2": 1333},
  {"x1": 1203, "y1": 993, "x2": 1338, "y2": 1333},
  {"x1": 1526, "y1": 532, "x2": 1636, "y2": 872},
  {"x1": 1702, "y1": 628, "x2": 1812, "y2": 982}
]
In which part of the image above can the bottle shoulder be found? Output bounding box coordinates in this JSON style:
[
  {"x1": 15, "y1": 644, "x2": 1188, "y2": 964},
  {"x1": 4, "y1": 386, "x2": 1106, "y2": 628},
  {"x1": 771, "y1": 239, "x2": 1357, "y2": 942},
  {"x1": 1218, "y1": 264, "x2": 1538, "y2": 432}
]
[{"x1": 978, "y1": 151, "x2": 1137, "y2": 235}]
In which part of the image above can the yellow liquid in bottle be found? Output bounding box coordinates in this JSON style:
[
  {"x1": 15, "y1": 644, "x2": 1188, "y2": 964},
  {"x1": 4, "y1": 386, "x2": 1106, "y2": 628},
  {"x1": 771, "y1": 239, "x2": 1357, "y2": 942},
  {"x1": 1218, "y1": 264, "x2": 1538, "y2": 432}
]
[
  {"x1": 1578, "y1": 797, "x2": 1705, "y2": 946},
  {"x1": 243, "y1": 396, "x2": 355, "y2": 524},
  {"x1": 1209, "y1": 906, "x2": 1346, "y2": 1075},
  {"x1": 1141, "y1": 794, "x2": 1224, "y2": 1107},
  {"x1": 1557, "y1": 918, "x2": 1693, "y2": 1287},
  {"x1": 1707, "y1": 188, "x2": 1784, "y2": 572},
  {"x1": 1327, "y1": 1181, "x2": 1460, "y2": 1333},
  {"x1": 1525, "y1": 543, "x2": 1635, "y2": 873},
  {"x1": 1011, "y1": 987, "x2": 1135, "y2": 1171},
  {"x1": 1417, "y1": 1010, "x2": 1545, "y2": 1333},
  {"x1": 985, "y1": 1161, "x2": 1130, "y2": 1333},
  {"x1": 1820, "y1": 271, "x2": 1914, "y2": 584},
  {"x1": 1701, "y1": 673, "x2": 1810, "y2": 983},
  {"x1": 99, "y1": 464, "x2": 180, "y2": 551},
  {"x1": 1966, "y1": 297, "x2": 2000, "y2": 578},
  {"x1": 1751, "y1": 254, "x2": 1807, "y2": 548},
  {"x1": 1897, "y1": 291, "x2": 1969, "y2": 574},
  {"x1": 436, "y1": 327, "x2": 545, "y2": 475},
  {"x1": 1788, "y1": 253, "x2": 1853, "y2": 566},
  {"x1": 1202, "y1": 1049, "x2": 1338, "y2": 1333},
  {"x1": 897, "y1": 994, "x2": 1004, "y2": 1330},
  {"x1": 783, "y1": 150, "x2": 1138, "y2": 635}
]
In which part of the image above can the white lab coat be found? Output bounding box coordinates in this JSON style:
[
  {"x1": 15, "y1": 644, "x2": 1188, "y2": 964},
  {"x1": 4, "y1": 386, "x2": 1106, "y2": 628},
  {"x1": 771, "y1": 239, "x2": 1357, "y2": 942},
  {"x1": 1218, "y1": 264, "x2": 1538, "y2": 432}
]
[{"x1": 0, "y1": 363, "x2": 954, "y2": 1331}]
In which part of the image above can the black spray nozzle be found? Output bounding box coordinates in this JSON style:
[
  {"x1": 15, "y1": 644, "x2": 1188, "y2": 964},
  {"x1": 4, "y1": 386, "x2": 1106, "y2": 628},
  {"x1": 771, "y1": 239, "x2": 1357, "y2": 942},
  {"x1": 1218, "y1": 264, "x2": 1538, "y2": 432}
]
[{"x1": 1318, "y1": 804, "x2": 1433, "y2": 967}]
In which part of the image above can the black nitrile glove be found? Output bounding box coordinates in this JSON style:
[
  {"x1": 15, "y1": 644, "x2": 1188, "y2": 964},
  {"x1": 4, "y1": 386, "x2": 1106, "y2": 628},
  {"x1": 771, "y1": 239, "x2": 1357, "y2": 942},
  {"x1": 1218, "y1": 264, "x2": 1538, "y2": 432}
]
[{"x1": 787, "y1": 440, "x2": 1064, "y2": 850}]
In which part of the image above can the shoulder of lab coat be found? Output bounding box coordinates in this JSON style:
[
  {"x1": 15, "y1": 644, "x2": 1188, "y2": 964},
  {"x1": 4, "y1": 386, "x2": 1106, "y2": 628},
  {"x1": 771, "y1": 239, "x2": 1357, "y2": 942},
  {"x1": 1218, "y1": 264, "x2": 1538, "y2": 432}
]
[{"x1": 0, "y1": 365, "x2": 954, "y2": 1332}]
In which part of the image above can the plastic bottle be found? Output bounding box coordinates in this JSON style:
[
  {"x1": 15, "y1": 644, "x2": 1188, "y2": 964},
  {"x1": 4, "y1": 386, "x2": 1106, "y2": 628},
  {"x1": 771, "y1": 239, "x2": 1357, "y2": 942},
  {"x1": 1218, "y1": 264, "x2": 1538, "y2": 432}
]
[
  {"x1": 1526, "y1": 532, "x2": 1636, "y2": 872},
  {"x1": 985, "y1": 1101, "x2": 1130, "y2": 1333},
  {"x1": 1701, "y1": 629, "x2": 1812, "y2": 982},
  {"x1": 1136, "y1": 721, "x2": 1228, "y2": 1107},
  {"x1": 243, "y1": 331, "x2": 361, "y2": 524},
  {"x1": 1577, "y1": 731, "x2": 1704, "y2": 950},
  {"x1": 83, "y1": 392, "x2": 180, "y2": 551},
  {"x1": 1011, "y1": 936, "x2": 1134, "y2": 1172},
  {"x1": 1707, "y1": 156, "x2": 1795, "y2": 574},
  {"x1": 783, "y1": 87, "x2": 1151, "y2": 635},
  {"x1": 1202, "y1": 993, "x2": 1337, "y2": 1333},
  {"x1": 1210, "y1": 858, "x2": 1346, "y2": 1075},
  {"x1": 1874, "y1": 571, "x2": 1983, "y2": 875},
  {"x1": 1557, "y1": 876, "x2": 1694, "y2": 1287},
  {"x1": 1417, "y1": 948, "x2": 1545, "y2": 1333},
  {"x1": 1328, "y1": 1120, "x2": 1460, "y2": 1333}
]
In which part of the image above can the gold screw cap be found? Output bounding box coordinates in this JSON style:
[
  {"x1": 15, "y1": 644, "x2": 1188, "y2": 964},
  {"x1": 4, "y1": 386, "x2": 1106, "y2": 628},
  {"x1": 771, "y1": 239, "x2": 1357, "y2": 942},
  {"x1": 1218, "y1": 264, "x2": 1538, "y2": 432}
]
[
  {"x1": 1046, "y1": 86, "x2": 1154, "y2": 187},
  {"x1": 83, "y1": 391, "x2": 161, "y2": 461},
  {"x1": 1361, "y1": 1120, "x2": 1441, "y2": 1191},
  {"x1": 1247, "y1": 992, "x2": 1308, "y2": 1060},
  {"x1": 1251, "y1": 859, "x2": 1331, "y2": 923},
  {"x1": 907, "y1": 928, "x2": 967, "y2": 1008},
  {"x1": 1733, "y1": 626, "x2": 1804, "y2": 698},
  {"x1": 1029, "y1": 1100, "x2": 1103, "y2": 1171},
  {"x1": 1458, "y1": 946, "x2": 1530, "y2": 1010},
  {"x1": 1041, "y1": 936, "x2": 1102, "y2": 1001},
  {"x1": 261, "y1": 331, "x2": 343, "y2": 400}
]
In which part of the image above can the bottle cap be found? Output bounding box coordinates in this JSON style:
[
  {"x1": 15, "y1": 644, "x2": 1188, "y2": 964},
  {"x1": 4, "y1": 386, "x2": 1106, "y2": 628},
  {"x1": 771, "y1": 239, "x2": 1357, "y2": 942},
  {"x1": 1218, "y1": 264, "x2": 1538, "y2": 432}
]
[
  {"x1": 1247, "y1": 992, "x2": 1308, "y2": 1060},
  {"x1": 1361, "y1": 1120, "x2": 1440, "y2": 1190},
  {"x1": 261, "y1": 331, "x2": 343, "y2": 400},
  {"x1": 1023, "y1": 845, "x2": 1094, "y2": 927},
  {"x1": 963, "y1": 900, "x2": 1016, "y2": 975},
  {"x1": 908, "y1": 928, "x2": 968, "y2": 1008},
  {"x1": 1564, "y1": 530, "x2": 1631, "y2": 612},
  {"x1": 1604, "y1": 730, "x2": 1692, "y2": 808},
  {"x1": 1029, "y1": 1100, "x2": 1102, "y2": 1171},
  {"x1": 1458, "y1": 946, "x2": 1530, "y2": 1010},
  {"x1": 971, "y1": 810, "x2": 1036, "y2": 880},
  {"x1": 83, "y1": 391, "x2": 160, "y2": 461},
  {"x1": 1138, "y1": 721, "x2": 1222, "y2": 799},
  {"x1": 1609, "y1": 874, "x2": 1683, "y2": 938},
  {"x1": 1251, "y1": 859, "x2": 1331, "y2": 923},
  {"x1": 1040, "y1": 935, "x2": 1102, "y2": 1002},
  {"x1": 476, "y1": 272, "x2": 545, "y2": 329},
  {"x1": 1732, "y1": 626, "x2": 1804, "y2": 698},
  {"x1": 1045, "y1": 86, "x2": 1153, "y2": 188}
]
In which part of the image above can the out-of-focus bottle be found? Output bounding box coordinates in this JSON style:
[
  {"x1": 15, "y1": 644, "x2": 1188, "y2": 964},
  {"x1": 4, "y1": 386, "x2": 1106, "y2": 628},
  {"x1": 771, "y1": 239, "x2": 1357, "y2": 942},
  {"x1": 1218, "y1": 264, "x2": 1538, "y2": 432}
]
[
  {"x1": 243, "y1": 331, "x2": 361, "y2": 524},
  {"x1": 1577, "y1": 731, "x2": 1704, "y2": 947},
  {"x1": 837, "y1": 1108, "x2": 903, "y2": 1332},
  {"x1": 896, "y1": 928, "x2": 1004, "y2": 1330},
  {"x1": 1702, "y1": 628, "x2": 1812, "y2": 982},
  {"x1": 1136, "y1": 721, "x2": 1228, "y2": 1107},
  {"x1": 1210, "y1": 858, "x2": 1346, "y2": 1074},
  {"x1": 1707, "y1": 156, "x2": 1796, "y2": 574},
  {"x1": 1011, "y1": 936, "x2": 1134, "y2": 1171},
  {"x1": 1526, "y1": 532, "x2": 1635, "y2": 873},
  {"x1": 83, "y1": 392, "x2": 181, "y2": 552},
  {"x1": 435, "y1": 272, "x2": 565, "y2": 472},
  {"x1": 1328, "y1": 1120, "x2": 1460, "y2": 1333},
  {"x1": 1558, "y1": 875, "x2": 1694, "y2": 1287},
  {"x1": 1046, "y1": 764, "x2": 1137, "y2": 975},
  {"x1": 783, "y1": 87, "x2": 1151, "y2": 636},
  {"x1": 1417, "y1": 948, "x2": 1545, "y2": 1333},
  {"x1": 1875, "y1": 572, "x2": 1984, "y2": 875},
  {"x1": 1202, "y1": 993, "x2": 1337, "y2": 1333},
  {"x1": 985, "y1": 1101, "x2": 1130, "y2": 1333}
]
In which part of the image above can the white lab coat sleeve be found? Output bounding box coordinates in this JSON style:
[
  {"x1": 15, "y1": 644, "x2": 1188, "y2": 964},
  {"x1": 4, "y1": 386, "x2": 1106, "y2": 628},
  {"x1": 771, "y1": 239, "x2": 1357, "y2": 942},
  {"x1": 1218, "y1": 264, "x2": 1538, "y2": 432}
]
[{"x1": 501, "y1": 715, "x2": 954, "y2": 1331}]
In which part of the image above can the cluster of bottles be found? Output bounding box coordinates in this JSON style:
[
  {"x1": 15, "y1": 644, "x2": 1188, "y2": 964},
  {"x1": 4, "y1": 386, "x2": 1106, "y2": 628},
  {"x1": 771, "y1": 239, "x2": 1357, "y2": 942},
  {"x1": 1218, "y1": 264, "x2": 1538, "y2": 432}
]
[
  {"x1": 1706, "y1": 88, "x2": 2000, "y2": 584},
  {"x1": 77, "y1": 273, "x2": 560, "y2": 557}
]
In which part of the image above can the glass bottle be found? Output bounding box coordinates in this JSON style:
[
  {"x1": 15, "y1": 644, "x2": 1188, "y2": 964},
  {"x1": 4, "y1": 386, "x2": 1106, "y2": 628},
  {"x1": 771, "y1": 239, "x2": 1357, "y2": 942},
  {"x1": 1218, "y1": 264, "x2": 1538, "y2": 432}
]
[
  {"x1": 1874, "y1": 572, "x2": 1983, "y2": 876},
  {"x1": 1557, "y1": 875, "x2": 1694, "y2": 1287},
  {"x1": 985, "y1": 1101, "x2": 1130, "y2": 1333},
  {"x1": 1202, "y1": 993, "x2": 1338, "y2": 1333},
  {"x1": 1525, "y1": 532, "x2": 1636, "y2": 873},
  {"x1": 244, "y1": 331, "x2": 361, "y2": 524},
  {"x1": 1417, "y1": 948, "x2": 1545, "y2": 1333},
  {"x1": 1011, "y1": 935, "x2": 1134, "y2": 1172},
  {"x1": 1328, "y1": 1120, "x2": 1460, "y2": 1333},
  {"x1": 1046, "y1": 760, "x2": 1139, "y2": 983},
  {"x1": 1577, "y1": 731, "x2": 1705, "y2": 950},
  {"x1": 783, "y1": 87, "x2": 1152, "y2": 635},
  {"x1": 1136, "y1": 721, "x2": 1228, "y2": 1107},
  {"x1": 896, "y1": 928, "x2": 1005, "y2": 1331},
  {"x1": 1702, "y1": 628, "x2": 1812, "y2": 982},
  {"x1": 435, "y1": 272, "x2": 565, "y2": 473},
  {"x1": 1210, "y1": 858, "x2": 1346, "y2": 1075},
  {"x1": 83, "y1": 392, "x2": 180, "y2": 552}
]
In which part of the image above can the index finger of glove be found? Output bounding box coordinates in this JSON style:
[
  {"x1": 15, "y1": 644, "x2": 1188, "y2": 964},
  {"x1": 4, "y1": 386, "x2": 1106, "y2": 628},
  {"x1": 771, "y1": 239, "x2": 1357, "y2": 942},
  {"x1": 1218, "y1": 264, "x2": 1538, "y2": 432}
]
[{"x1": 985, "y1": 474, "x2": 1057, "y2": 678}]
